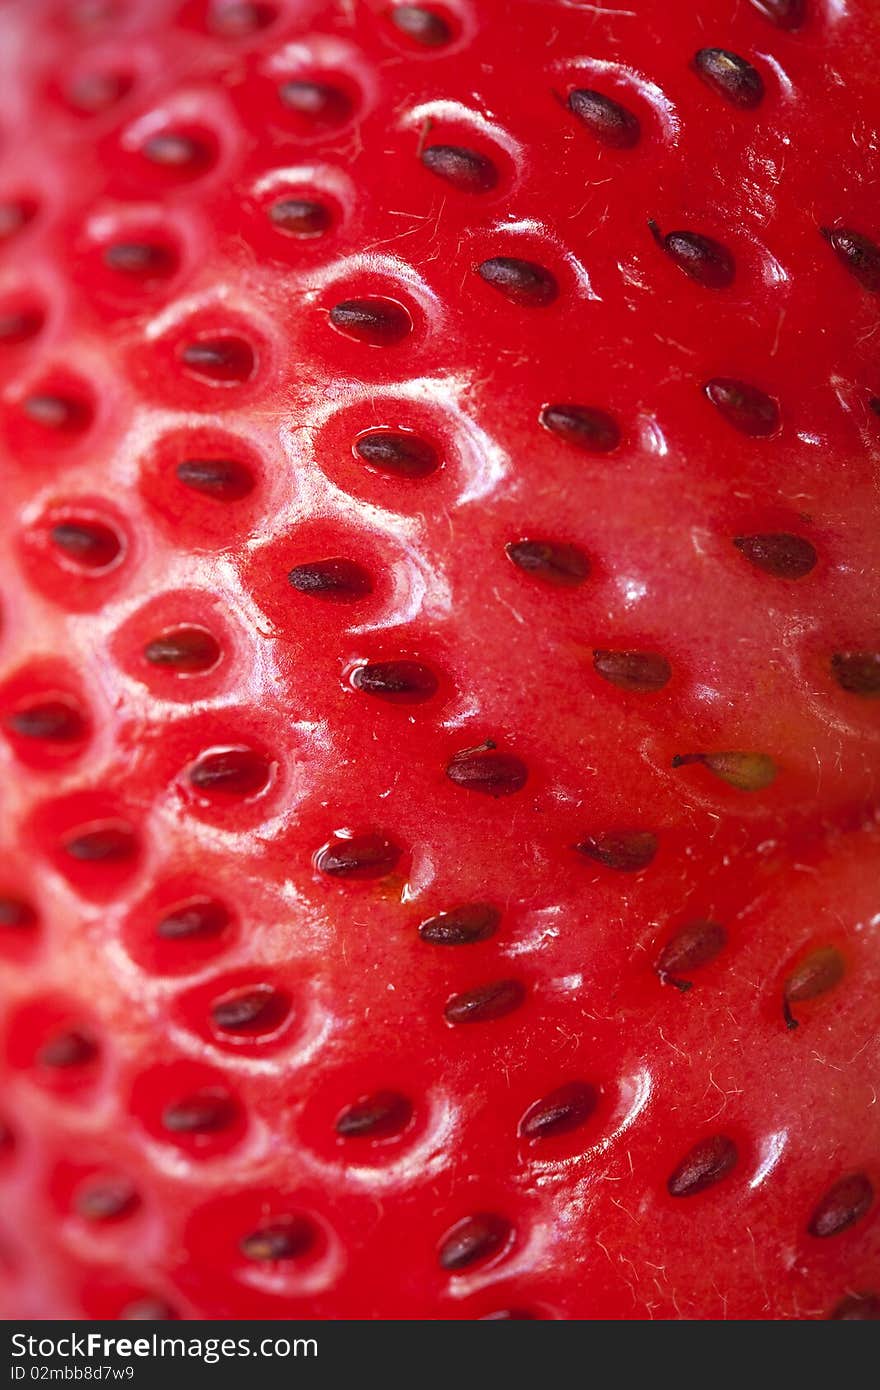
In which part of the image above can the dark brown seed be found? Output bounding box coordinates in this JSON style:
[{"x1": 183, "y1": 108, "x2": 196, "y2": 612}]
[
  {"x1": 175, "y1": 457, "x2": 255, "y2": 500},
  {"x1": 74, "y1": 1177, "x2": 138, "y2": 1222},
  {"x1": 211, "y1": 985, "x2": 287, "y2": 1035},
  {"x1": 51, "y1": 521, "x2": 120, "y2": 568},
  {"x1": 120, "y1": 1297, "x2": 178, "y2": 1321},
  {"x1": 335, "y1": 1091, "x2": 413, "y2": 1138},
  {"x1": 540, "y1": 403, "x2": 620, "y2": 453},
  {"x1": 593, "y1": 649, "x2": 671, "y2": 692},
  {"x1": 444, "y1": 979, "x2": 525, "y2": 1025},
  {"x1": 278, "y1": 81, "x2": 350, "y2": 124},
  {"x1": 672, "y1": 751, "x2": 777, "y2": 792},
  {"x1": 0, "y1": 199, "x2": 36, "y2": 239},
  {"x1": 103, "y1": 242, "x2": 175, "y2": 278},
  {"x1": 180, "y1": 337, "x2": 255, "y2": 383},
  {"x1": 705, "y1": 379, "x2": 780, "y2": 436},
  {"x1": 505, "y1": 539, "x2": 589, "y2": 586},
  {"x1": 809, "y1": 1174, "x2": 874, "y2": 1238},
  {"x1": 445, "y1": 745, "x2": 527, "y2": 797},
  {"x1": 419, "y1": 904, "x2": 500, "y2": 946},
  {"x1": 567, "y1": 89, "x2": 640, "y2": 148},
  {"x1": 161, "y1": 1091, "x2": 236, "y2": 1134},
  {"x1": 519, "y1": 1082, "x2": 598, "y2": 1139},
  {"x1": 157, "y1": 899, "x2": 229, "y2": 940},
  {"x1": 831, "y1": 651, "x2": 880, "y2": 696},
  {"x1": 821, "y1": 227, "x2": 880, "y2": 293},
  {"x1": 784, "y1": 945, "x2": 845, "y2": 1029},
  {"x1": 329, "y1": 298, "x2": 411, "y2": 345},
  {"x1": 288, "y1": 558, "x2": 373, "y2": 601},
  {"x1": 268, "y1": 197, "x2": 331, "y2": 237},
  {"x1": 350, "y1": 660, "x2": 438, "y2": 703},
  {"x1": 476, "y1": 257, "x2": 558, "y2": 307},
  {"x1": 656, "y1": 921, "x2": 727, "y2": 990},
  {"x1": 144, "y1": 627, "x2": 221, "y2": 672},
  {"x1": 388, "y1": 5, "x2": 452, "y2": 46},
  {"x1": 576, "y1": 830, "x2": 657, "y2": 872},
  {"x1": 38, "y1": 1029, "x2": 97, "y2": 1069},
  {"x1": 750, "y1": 0, "x2": 805, "y2": 28},
  {"x1": 0, "y1": 309, "x2": 44, "y2": 343},
  {"x1": 24, "y1": 394, "x2": 88, "y2": 431},
  {"x1": 648, "y1": 223, "x2": 735, "y2": 289},
  {"x1": 421, "y1": 144, "x2": 497, "y2": 193},
  {"x1": 479, "y1": 1309, "x2": 538, "y2": 1321},
  {"x1": 733, "y1": 533, "x2": 817, "y2": 578},
  {"x1": 64, "y1": 825, "x2": 135, "y2": 862},
  {"x1": 66, "y1": 70, "x2": 132, "y2": 112},
  {"x1": 438, "y1": 1214, "x2": 511, "y2": 1270},
  {"x1": 694, "y1": 48, "x2": 764, "y2": 108},
  {"x1": 208, "y1": 2, "x2": 276, "y2": 36},
  {"x1": 240, "y1": 1218, "x2": 315, "y2": 1261},
  {"x1": 830, "y1": 1293, "x2": 880, "y2": 1320},
  {"x1": 7, "y1": 701, "x2": 84, "y2": 741},
  {"x1": 0, "y1": 897, "x2": 35, "y2": 929},
  {"x1": 668, "y1": 1135, "x2": 738, "y2": 1197},
  {"x1": 188, "y1": 748, "x2": 270, "y2": 797},
  {"x1": 143, "y1": 132, "x2": 210, "y2": 170},
  {"x1": 355, "y1": 430, "x2": 438, "y2": 478},
  {"x1": 315, "y1": 834, "x2": 400, "y2": 880}
]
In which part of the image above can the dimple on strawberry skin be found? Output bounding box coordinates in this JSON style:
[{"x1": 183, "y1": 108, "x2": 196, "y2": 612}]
[{"x1": 0, "y1": 0, "x2": 878, "y2": 1322}]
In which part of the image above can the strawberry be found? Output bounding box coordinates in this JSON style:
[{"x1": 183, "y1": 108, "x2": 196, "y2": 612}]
[{"x1": 0, "y1": 0, "x2": 878, "y2": 1322}]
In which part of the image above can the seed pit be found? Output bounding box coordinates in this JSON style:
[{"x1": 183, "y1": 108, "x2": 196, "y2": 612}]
[
  {"x1": 519, "y1": 1081, "x2": 598, "y2": 1140},
  {"x1": 23, "y1": 392, "x2": 91, "y2": 434},
  {"x1": 568, "y1": 89, "x2": 640, "y2": 148},
  {"x1": 694, "y1": 48, "x2": 764, "y2": 108},
  {"x1": 74, "y1": 1176, "x2": 138, "y2": 1222},
  {"x1": 179, "y1": 336, "x2": 255, "y2": 384},
  {"x1": 188, "y1": 747, "x2": 271, "y2": 799},
  {"x1": 38, "y1": 1029, "x2": 97, "y2": 1070},
  {"x1": 445, "y1": 743, "x2": 527, "y2": 797},
  {"x1": 350, "y1": 660, "x2": 438, "y2": 704},
  {"x1": 656, "y1": 921, "x2": 727, "y2": 990},
  {"x1": 329, "y1": 297, "x2": 412, "y2": 346},
  {"x1": 576, "y1": 830, "x2": 657, "y2": 872},
  {"x1": 830, "y1": 1294, "x2": 880, "y2": 1320},
  {"x1": 540, "y1": 403, "x2": 620, "y2": 453},
  {"x1": 593, "y1": 649, "x2": 671, "y2": 692},
  {"x1": 648, "y1": 223, "x2": 735, "y2": 289},
  {"x1": 144, "y1": 627, "x2": 221, "y2": 673},
  {"x1": 733, "y1": 532, "x2": 816, "y2": 578},
  {"x1": 808, "y1": 1173, "x2": 874, "y2": 1238},
  {"x1": 175, "y1": 457, "x2": 255, "y2": 500},
  {"x1": 315, "y1": 834, "x2": 401, "y2": 880},
  {"x1": 704, "y1": 378, "x2": 780, "y2": 436},
  {"x1": 668, "y1": 1135, "x2": 738, "y2": 1197},
  {"x1": 355, "y1": 430, "x2": 438, "y2": 478},
  {"x1": 65, "y1": 70, "x2": 133, "y2": 114},
  {"x1": 0, "y1": 897, "x2": 36, "y2": 929},
  {"x1": 419, "y1": 903, "x2": 499, "y2": 945},
  {"x1": 421, "y1": 144, "x2": 497, "y2": 193},
  {"x1": 0, "y1": 302, "x2": 45, "y2": 344},
  {"x1": 445, "y1": 979, "x2": 525, "y2": 1025},
  {"x1": 0, "y1": 198, "x2": 37, "y2": 240},
  {"x1": 335, "y1": 1090, "x2": 413, "y2": 1139},
  {"x1": 438, "y1": 1214, "x2": 512, "y2": 1271}
]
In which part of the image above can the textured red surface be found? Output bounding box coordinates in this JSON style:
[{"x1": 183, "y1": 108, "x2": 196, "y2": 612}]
[{"x1": 0, "y1": 0, "x2": 879, "y2": 1320}]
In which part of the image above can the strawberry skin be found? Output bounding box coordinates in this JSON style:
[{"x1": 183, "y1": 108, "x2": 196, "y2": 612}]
[{"x1": 0, "y1": 0, "x2": 879, "y2": 1321}]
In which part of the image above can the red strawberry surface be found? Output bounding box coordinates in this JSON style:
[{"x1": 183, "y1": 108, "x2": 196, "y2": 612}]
[{"x1": 0, "y1": 0, "x2": 879, "y2": 1322}]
